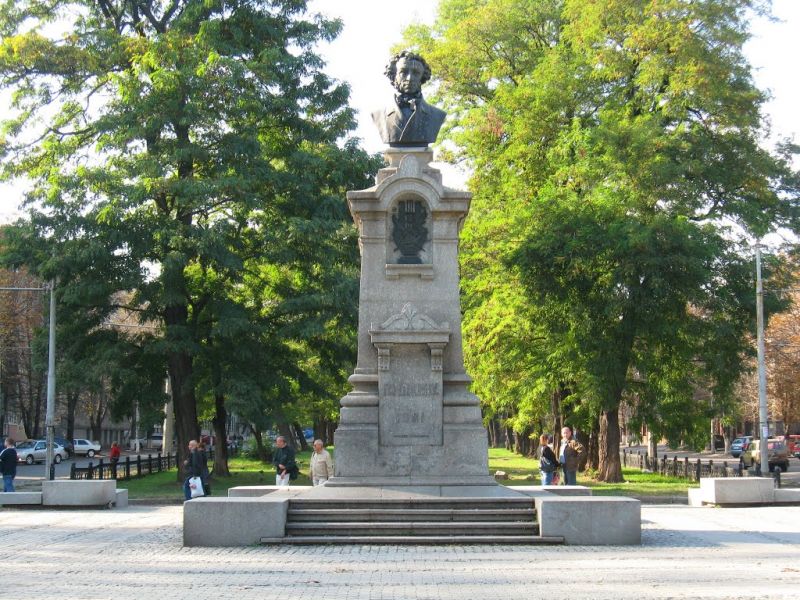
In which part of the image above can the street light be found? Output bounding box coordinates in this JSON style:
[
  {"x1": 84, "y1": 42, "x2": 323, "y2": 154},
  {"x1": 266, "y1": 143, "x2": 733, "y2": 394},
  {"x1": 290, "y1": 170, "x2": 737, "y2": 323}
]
[{"x1": 755, "y1": 244, "x2": 770, "y2": 476}]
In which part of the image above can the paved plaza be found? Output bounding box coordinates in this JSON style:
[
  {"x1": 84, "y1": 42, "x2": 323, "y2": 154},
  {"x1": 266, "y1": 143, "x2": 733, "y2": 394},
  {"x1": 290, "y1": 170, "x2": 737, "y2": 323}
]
[{"x1": 1, "y1": 504, "x2": 798, "y2": 599}]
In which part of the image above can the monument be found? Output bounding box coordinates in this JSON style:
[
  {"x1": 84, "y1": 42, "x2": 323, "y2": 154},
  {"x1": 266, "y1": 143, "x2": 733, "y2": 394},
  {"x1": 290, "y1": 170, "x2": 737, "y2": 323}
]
[
  {"x1": 182, "y1": 52, "x2": 642, "y2": 546},
  {"x1": 328, "y1": 51, "x2": 494, "y2": 487}
]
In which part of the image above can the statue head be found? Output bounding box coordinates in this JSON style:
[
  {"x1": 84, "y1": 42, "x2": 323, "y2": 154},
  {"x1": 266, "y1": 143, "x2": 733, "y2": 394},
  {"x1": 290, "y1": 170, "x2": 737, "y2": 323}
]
[{"x1": 385, "y1": 50, "x2": 432, "y2": 96}]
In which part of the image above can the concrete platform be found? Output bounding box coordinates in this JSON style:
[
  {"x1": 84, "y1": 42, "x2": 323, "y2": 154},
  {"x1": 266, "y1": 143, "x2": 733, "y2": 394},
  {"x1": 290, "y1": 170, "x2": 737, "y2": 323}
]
[
  {"x1": 114, "y1": 489, "x2": 128, "y2": 508},
  {"x1": 774, "y1": 488, "x2": 800, "y2": 503},
  {"x1": 183, "y1": 495, "x2": 289, "y2": 547},
  {"x1": 689, "y1": 477, "x2": 776, "y2": 506},
  {"x1": 42, "y1": 480, "x2": 117, "y2": 507},
  {"x1": 0, "y1": 491, "x2": 42, "y2": 506},
  {"x1": 534, "y1": 496, "x2": 641, "y2": 545}
]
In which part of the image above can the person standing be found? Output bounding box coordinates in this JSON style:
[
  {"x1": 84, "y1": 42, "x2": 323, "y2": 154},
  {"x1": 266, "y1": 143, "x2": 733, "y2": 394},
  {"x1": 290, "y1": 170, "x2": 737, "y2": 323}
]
[
  {"x1": 183, "y1": 440, "x2": 204, "y2": 500},
  {"x1": 537, "y1": 434, "x2": 559, "y2": 486},
  {"x1": 272, "y1": 436, "x2": 298, "y2": 487},
  {"x1": 559, "y1": 426, "x2": 586, "y2": 486},
  {"x1": 109, "y1": 441, "x2": 121, "y2": 479},
  {"x1": 0, "y1": 438, "x2": 17, "y2": 492},
  {"x1": 309, "y1": 439, "x2": 333, "y2": 486}
]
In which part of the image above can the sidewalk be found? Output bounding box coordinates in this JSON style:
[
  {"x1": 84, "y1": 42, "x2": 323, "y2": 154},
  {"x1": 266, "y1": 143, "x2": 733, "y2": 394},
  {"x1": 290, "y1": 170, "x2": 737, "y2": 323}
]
[{"x1": 0, "y1": 504, "x2": 798, "y2": 599}]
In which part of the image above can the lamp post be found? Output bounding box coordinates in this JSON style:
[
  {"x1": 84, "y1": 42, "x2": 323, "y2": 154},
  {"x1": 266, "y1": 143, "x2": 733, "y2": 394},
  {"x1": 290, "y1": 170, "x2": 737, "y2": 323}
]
[{"x1": 755, "y1": 244, "x2": 769, "y2": 476}]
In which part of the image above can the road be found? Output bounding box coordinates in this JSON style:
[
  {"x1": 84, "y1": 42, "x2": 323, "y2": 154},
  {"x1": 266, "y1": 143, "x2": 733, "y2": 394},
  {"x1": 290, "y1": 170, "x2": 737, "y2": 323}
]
[
  {"x1": 12, "y1": 450, "x2": 164, "y2": 487},
  {"x1": 624, "y1": 444, "x2": 800, "y2": 486}
]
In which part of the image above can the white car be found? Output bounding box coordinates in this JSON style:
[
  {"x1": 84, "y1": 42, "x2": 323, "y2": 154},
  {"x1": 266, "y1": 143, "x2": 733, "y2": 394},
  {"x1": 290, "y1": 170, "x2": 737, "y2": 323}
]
[
  {"x1": 72, "y1": 439, "x2": 102, "y2": 458},
  {"x1": 15, "y1": 440, "x2": 68, "y2": 465}
]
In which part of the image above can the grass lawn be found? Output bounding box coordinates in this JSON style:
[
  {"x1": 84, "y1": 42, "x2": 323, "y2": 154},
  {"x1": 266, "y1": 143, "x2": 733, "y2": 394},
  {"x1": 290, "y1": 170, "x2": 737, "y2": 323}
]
[
  {"x1": 123, "y1": 450, "x2": 320, "y2": 499},
  {"x1": 123, "y1": 446, "x2": 692, "y2": 499},
  {"x1": 487, "y1": 447, "x2": 693, "y2": 496}
]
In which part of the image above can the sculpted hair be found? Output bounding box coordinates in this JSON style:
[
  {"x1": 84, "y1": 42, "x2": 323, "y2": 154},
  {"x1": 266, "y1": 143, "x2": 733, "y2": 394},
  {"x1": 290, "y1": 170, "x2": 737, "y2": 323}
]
[{"x1": 385, "y1": 50, "x2": 432, "y2": 85}]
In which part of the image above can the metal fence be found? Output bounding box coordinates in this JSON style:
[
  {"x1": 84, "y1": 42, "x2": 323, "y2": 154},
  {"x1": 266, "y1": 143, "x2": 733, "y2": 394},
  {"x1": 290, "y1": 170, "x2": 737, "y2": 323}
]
[
  {"x1": 69, "y1": 449, "x2": 215, "y2": 481},
  {"x1": 620, "y1": 449, "x2": 746, "y2": 481},
  {"x1": 621, "y1": 449, "x2": 784, "y2": 487}
]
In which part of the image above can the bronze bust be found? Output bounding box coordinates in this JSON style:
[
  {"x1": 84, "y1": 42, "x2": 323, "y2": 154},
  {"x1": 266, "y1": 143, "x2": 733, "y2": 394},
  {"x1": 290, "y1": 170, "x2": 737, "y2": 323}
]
[{"x1": 372, "y1": 51, "x2": 447, "y2": 147}]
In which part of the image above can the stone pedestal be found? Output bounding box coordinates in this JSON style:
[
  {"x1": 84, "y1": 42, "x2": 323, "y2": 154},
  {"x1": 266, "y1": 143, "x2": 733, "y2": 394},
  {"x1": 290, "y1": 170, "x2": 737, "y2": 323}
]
[{"x1": 330, "y1": 148, "x2": 494, "y2": 487}]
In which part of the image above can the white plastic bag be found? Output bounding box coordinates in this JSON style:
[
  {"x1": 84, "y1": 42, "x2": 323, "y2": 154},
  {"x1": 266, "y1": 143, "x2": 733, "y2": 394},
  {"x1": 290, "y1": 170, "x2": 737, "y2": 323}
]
[
  {"x1": 188, "y1": 476, "x2": 205, "y2": 498},
  {"x1": 275, "y1": 472, "x2": 290, "y2": 487}
]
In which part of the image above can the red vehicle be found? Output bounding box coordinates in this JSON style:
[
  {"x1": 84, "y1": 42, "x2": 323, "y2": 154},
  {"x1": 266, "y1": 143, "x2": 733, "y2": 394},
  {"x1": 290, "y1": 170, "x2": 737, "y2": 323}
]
[{"x1": 786, "y1": 435, "x2": 800, "y2": 458}]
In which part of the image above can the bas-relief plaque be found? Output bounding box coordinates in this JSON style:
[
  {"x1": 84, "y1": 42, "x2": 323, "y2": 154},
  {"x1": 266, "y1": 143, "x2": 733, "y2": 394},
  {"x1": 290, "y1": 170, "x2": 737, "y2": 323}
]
[{"x1": 378, "y1": 344, "x2": 443, "y2": 446}]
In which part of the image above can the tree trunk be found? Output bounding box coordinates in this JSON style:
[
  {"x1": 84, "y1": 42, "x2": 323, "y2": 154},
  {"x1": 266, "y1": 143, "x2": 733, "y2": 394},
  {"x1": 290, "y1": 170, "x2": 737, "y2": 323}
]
[
  {"x1": 212, "y1": 392, "x2": 230, "y2": 476},
  {"x1": 647, "y1": 428, "x2": 658, "y2": 469},
  {"x1": 313, "y1": 418, "x2": 324, "y2": 444},
  {"x1": 277, "y1": 420, "x2": 295, "y2": 449},
  {"x1": 586, "y1": 417, "x2": 600, "y2": 471},
  {"x1": 293, "y1": 422, "x2": 309, "y2": 451},
  {"x1": 65, "y1": 391, "x2": 79, "y2": 442},
  {"x1": 551, "y1": 385, "x2": 566, "y2": 452},
  {"x1": 326, "y1": 420, "x2": 336, "y2": 446},
  {"x1": 504, "y1": 426, "x2": 514, "y2": 451},
  {"x1": 168, "y1": 346, "x2": 199, "y2": 482},
  {"x1": 597, "y1": 406, "x2": 623, "y2": 482},
  {"x1": 251, "y1": 425, "x2": 270, "y2": 462}
]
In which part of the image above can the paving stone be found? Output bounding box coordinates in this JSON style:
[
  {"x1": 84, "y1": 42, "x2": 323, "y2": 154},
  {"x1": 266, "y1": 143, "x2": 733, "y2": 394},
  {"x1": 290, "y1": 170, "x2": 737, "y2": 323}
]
[{"x1": 0, "y1": 505, "x2": 798, "y2": 599}]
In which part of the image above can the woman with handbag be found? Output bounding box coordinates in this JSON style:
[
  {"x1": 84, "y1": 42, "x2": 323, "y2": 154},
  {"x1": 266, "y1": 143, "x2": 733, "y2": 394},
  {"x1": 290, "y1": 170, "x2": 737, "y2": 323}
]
[{"x1": 538, "y1": 434, "x2": 560, "y2": 486}]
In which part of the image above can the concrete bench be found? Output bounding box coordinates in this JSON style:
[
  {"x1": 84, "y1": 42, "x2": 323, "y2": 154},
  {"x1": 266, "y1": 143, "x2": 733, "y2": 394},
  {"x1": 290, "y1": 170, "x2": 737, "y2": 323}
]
[
  {"x1": 534, "y1": 496, "x2": 641, "y2": 545},
  {"x1": 0, "y1": 492, "x2": 43, "y2": 506},
  {"x1": 774, "y1": 488, "x2": 800, "y2": 504},
  {"x1": 183, "y1": 495, "x2": 289, "y2": 547},
  {"x1": 42, "y1": 480, "x2": 117, "y2": 507},
  {"x1": 114, "y1": 489, "x2": 129, "y2": 508},
  {"x1": 688, "y1": 477, "x2": 775, "y2": 506}
]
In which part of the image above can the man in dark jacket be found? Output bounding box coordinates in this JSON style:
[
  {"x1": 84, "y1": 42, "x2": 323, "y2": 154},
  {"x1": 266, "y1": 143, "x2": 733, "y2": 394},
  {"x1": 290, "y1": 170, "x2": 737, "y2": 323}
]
[
  {"x1": 272, "y1": 436, "x2": 298, "y2": 486},
  {"x1": 183, "y1": 440, "x2": 204, "y2": 500},
  {"x1": 0, "y1": 437, "x2": 18, "y2": 492}
]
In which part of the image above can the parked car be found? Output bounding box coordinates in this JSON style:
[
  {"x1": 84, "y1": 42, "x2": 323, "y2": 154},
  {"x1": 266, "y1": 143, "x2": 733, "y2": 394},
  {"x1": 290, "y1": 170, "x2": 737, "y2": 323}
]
[
  {"x1": 740, "y1": 439, "x2": 790, "y2": 472},
  {"x1": 786, "y1": 435, "x2": 800, "y2": 459},
  {"x1": 15, "y1": 440, "x2": 68, "y2": 465},
  {"x1": 53, "y1": 436, "x2": 75, "y2": 457},
  {"x1": 730, "y1": 436, "x2": 753, "y2": 458},
  {"x1": 72, "y1": 439, "x2": 102, "y2": 457},
  {"x1": 149, "y1": 434, "x2": 163, "y2": 450}
]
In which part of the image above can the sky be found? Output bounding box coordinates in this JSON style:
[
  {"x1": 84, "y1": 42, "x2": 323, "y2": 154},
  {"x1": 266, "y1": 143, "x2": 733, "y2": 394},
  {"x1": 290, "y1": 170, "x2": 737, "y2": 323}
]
[{"x1": 0, "y1": 0, "x2": 798, "y2": 223}]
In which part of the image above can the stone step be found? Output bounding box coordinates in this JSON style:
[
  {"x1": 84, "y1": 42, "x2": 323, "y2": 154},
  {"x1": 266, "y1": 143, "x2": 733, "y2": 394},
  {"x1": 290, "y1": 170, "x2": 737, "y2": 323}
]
[
  {"x1": 289, "y1": 498, "x2": 535, "y2": 511},
  {"x1": 261, "y1": 534, "x2": 564, "y2": 545},
  {"x1": 285, "y1": 521, "x2": 539, "y2": 537},
  {"x1": 288, "y1": 508, "x2": 536, "y2": 522}
]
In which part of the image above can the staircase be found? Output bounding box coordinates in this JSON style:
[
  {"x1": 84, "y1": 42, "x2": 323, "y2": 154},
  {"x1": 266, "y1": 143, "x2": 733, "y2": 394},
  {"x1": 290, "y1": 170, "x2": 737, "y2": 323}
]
[{"x1": 260, "y1": 496, "x2": 564, "y2": 545}]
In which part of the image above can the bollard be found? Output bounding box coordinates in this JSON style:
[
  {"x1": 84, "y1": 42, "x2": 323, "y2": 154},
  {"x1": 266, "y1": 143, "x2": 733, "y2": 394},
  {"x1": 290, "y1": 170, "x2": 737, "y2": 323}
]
[{"x1": 774, "y1": 469, "x2": 781, "y2": 488}]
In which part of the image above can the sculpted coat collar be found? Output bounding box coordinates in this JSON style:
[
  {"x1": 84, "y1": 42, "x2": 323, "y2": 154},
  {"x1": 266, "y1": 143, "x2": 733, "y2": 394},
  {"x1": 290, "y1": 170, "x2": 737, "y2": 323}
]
[{"x1": 385, "y1": 96, "x2": 434, "y2": 143}]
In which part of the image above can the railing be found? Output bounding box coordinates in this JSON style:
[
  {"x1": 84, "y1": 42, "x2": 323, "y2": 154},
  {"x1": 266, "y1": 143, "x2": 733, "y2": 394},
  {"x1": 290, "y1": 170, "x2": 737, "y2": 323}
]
[
  {"x1": 620, "y1": 449, "x2": 746, "y2": 482},
  {"x1": 69, "y1": 449, "x2": 215, "y2": 481},
  {"x1": 621, "y1": 449, "x2": 784, "y2": 488}
]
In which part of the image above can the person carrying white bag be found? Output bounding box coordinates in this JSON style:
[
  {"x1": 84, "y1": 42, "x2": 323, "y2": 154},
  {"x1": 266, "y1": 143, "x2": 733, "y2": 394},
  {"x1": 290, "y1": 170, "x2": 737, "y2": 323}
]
[
  {"x1": 183, "y1": 440, "x2": 206, "y2": 500},
  {"x1": 272, "y1": 436, "x2": 299, "y2": 487}
]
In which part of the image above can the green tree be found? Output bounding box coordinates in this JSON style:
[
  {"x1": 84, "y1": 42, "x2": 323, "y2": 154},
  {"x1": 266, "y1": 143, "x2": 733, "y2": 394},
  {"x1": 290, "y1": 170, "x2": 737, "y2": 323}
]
[
  {"x1": 406, "y1": 0, "x2": 799, "y2": 480},
  {"x1": 0, "y1": 0, "x2": 380, "y2": 472}
]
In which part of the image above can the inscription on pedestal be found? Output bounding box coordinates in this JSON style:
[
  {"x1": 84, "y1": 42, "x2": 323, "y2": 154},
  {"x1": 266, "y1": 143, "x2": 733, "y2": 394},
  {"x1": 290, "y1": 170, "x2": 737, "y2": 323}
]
[{"x1": 379, "y1": 345, "x2": 443, "y2": 446}]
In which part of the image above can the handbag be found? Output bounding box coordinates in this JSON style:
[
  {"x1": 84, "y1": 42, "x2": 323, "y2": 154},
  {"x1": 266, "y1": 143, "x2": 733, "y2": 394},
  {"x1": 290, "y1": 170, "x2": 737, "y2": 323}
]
[{"x1": 188, "y1": 476, "x2": 205, "y2": 498}]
